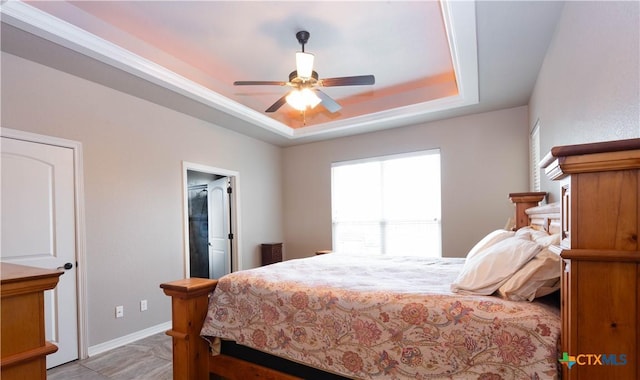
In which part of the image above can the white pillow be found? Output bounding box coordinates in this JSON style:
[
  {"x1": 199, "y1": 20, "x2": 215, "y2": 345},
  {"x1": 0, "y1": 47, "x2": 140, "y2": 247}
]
[
  {"x1": 451, "y1": 237, "x2": 542, "y2": 295},
  {"x1": 515, "y1": 227, "x2": 561, "y2": 247},
  {"x1": 466, "y1": 229, "x2": 515, "y2": 261},
  {"x1": 514, "y1": 226, "x2": 533, "y2": 240},
  {"x1": 497, "y1": 248, "x2": 561, "y2": 301},
  {"x1": 532, "y1": 232, "x2": 561, "y2": 248}
]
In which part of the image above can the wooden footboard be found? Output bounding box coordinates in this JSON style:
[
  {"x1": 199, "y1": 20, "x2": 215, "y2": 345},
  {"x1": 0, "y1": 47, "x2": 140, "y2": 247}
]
[
  {"x1": 161, "y1": 278, "x2": 218, "y2": 380},
  {"x1": 161, "y1": 278, "x2": 302, "y2": 380}
]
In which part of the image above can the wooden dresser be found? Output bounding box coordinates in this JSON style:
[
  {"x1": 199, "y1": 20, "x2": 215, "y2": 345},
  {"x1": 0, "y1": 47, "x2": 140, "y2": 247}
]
[
  {"x1": 541, "y1": 138, "x2": 640, "y2": 380},
  {"x1": 1, "y1": 263, "x2": 63, "y2": 380}
]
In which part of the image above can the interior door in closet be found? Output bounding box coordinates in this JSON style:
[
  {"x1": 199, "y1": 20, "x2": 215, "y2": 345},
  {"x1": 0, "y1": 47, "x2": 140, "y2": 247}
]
[{"x1": 207, "y1": 176, "x2": 231, "y2": 279}]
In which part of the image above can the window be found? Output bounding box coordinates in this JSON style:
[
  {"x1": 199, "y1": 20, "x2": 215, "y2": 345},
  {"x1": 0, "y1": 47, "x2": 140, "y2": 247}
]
[
  {"x1": 530, "y1": 121, "x2": 541, "y2": 191},
  {"x1": 331, "y1": 150, "x2": 441, "y2": 257}
]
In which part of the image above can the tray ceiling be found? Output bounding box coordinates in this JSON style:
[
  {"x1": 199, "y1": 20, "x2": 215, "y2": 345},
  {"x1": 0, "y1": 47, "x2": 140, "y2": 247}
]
[{"x1": 1, "y1": 1, "x2": 564, "y2": 145}]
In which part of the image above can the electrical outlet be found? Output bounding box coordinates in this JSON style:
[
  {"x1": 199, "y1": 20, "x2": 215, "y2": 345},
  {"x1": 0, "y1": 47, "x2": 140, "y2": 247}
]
[
  {"x1": 140, "y1": 299, "x2": 148, "y2": 312},
  {"x1": 115, "y1": 305, "x2": 124, "y2": 318}
]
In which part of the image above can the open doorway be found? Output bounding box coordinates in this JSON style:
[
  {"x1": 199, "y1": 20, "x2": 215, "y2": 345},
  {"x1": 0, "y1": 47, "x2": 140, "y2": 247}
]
[{"x1": 182, "y1": 162, "x2": 240, "y2": 279}]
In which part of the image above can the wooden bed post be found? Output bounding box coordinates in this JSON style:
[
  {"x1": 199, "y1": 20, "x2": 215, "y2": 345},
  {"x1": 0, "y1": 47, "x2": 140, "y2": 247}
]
[
  {"x1": 509, "y1": 192, "x2": 547, "y2": 230},
  {"x1": 161, "y1": 278, "x2": 218, "y2": 380}
]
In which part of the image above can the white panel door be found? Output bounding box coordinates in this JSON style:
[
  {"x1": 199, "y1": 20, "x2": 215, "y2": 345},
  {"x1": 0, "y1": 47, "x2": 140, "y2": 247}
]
[
  {"x1": 1, "y1": 137, "x2": 79, "y2": 368},
  {"x1": 207, "y1": 177, "x2": 230, "y2": 279}
]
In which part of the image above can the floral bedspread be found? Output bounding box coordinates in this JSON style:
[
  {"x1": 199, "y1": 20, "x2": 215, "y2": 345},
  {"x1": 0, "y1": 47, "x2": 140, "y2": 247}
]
[{"x1": 201, "y1": 253, "x2": 560, "y2": 379}]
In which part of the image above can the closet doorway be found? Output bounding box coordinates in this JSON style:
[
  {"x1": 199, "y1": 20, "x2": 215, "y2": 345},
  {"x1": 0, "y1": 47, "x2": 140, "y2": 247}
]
[{"x1": 182, "y1": 162, "x2": 240, "y2": 279}]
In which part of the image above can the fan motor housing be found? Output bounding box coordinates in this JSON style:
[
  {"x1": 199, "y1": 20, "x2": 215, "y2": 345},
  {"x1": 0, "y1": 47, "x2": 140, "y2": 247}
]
[
  {"x1": 289, "y1": 70, "x2": 319, "y2": 85},
  {"x1": 296, "y1": 31, "x2": 310, "y2": 46}
]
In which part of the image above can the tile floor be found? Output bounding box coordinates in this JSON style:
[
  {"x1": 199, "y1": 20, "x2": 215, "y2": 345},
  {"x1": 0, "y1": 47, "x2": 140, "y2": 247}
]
[{"x1": 47, "y1": 333, "x2": 172, "y2": 380}]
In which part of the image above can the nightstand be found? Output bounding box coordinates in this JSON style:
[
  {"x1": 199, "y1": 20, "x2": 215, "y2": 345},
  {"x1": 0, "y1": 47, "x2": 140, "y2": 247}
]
[{"x1": 261, "y1": 243, "x2": 282, "y2": 266}]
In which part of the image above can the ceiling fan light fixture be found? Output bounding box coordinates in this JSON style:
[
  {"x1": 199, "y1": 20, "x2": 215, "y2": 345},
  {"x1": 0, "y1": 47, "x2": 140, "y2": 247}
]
[
  {"x1": 286, "y1": 88, "x2": 321, "y2": 111},
  {"x1": 295, "y1": 52, "x2": 314, "y2": 79},
  {"x1": 234, "y1": 29, "x2": 374, "y2": 115}
]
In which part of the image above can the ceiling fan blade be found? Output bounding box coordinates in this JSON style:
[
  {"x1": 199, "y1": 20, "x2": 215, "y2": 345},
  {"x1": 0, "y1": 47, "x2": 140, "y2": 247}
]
[
  {"x1": 234, "y1": 81, "x2": 287, "y2": 86},
  {"x1": 320, "y1": 75, "x2": 375, "y2": 87},
  {"x1": 315, "y1": 90, "x2": 342, "y2": 113},
  {"x1": 265, "y1": 94, "x2": 288, "y2": 113}
]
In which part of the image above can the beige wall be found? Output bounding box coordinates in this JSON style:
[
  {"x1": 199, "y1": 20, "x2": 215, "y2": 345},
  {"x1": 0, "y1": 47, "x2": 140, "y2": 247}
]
[
  {"x1": 283, "y1": 106, "x2": 530, "y2": 260},
  {"x1": 529, "y1": 1, "x2": 640, "y2": 201},
  {"x1": 1, "y1": 52, "x2": 283, "y2": 346}
]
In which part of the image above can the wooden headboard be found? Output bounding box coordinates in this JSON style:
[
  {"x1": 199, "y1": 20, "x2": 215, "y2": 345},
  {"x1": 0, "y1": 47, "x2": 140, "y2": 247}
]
[
  {"x1": 525, "y1": 202, "x2": 561, "y2": 234},
  {"x1": 510, "y1": 192, "x2": 561, "y2": 234}
]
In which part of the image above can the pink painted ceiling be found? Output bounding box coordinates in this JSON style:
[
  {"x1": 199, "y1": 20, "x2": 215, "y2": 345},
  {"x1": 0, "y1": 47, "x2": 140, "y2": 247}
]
[{"x1": 25, "y1": 0, "x2": 457, "y2": 129}]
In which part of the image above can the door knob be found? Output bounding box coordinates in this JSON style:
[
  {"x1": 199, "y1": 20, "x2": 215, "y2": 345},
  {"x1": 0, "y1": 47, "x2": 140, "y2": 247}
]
[{"x1": 57, "y1": 262, "x2": 73, "y2": 270}]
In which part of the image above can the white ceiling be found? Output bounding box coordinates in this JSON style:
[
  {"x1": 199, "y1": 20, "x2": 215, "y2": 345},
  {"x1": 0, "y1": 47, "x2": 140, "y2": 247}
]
[{"x1": 1, "y1": 1, "x2": 564, "y2": 146}]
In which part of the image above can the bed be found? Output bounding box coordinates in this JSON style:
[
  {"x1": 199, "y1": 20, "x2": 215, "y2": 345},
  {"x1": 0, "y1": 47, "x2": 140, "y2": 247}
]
[{"x1": 161, "y1": 193, "x2": 563, "y2": 380}]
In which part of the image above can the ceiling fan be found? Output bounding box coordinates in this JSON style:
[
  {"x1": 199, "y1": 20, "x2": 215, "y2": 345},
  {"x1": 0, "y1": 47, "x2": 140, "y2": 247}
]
[{"x1": 234, "y1": 30, "x2": 375, "y2": 114}]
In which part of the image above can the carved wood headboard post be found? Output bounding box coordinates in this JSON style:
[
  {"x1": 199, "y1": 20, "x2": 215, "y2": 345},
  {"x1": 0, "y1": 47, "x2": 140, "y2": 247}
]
[
  {"x1": 160, "y1": 278, "x2": 218, "y2": 380},
  {"x1": 509, "y1": 192, "x2": 547, "y2": 230}
]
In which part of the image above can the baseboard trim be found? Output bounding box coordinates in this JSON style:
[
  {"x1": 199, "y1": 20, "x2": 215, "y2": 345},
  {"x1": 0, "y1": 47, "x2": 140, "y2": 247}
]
[{"x1": 87, "y1": 321, "x2": 171, "y2": 357}]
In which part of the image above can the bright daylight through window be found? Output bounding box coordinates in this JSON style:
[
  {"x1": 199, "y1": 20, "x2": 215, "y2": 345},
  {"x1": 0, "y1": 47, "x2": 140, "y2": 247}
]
[{"x1": 331, "y1": 150, "x2": 441, "y2": 257}]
